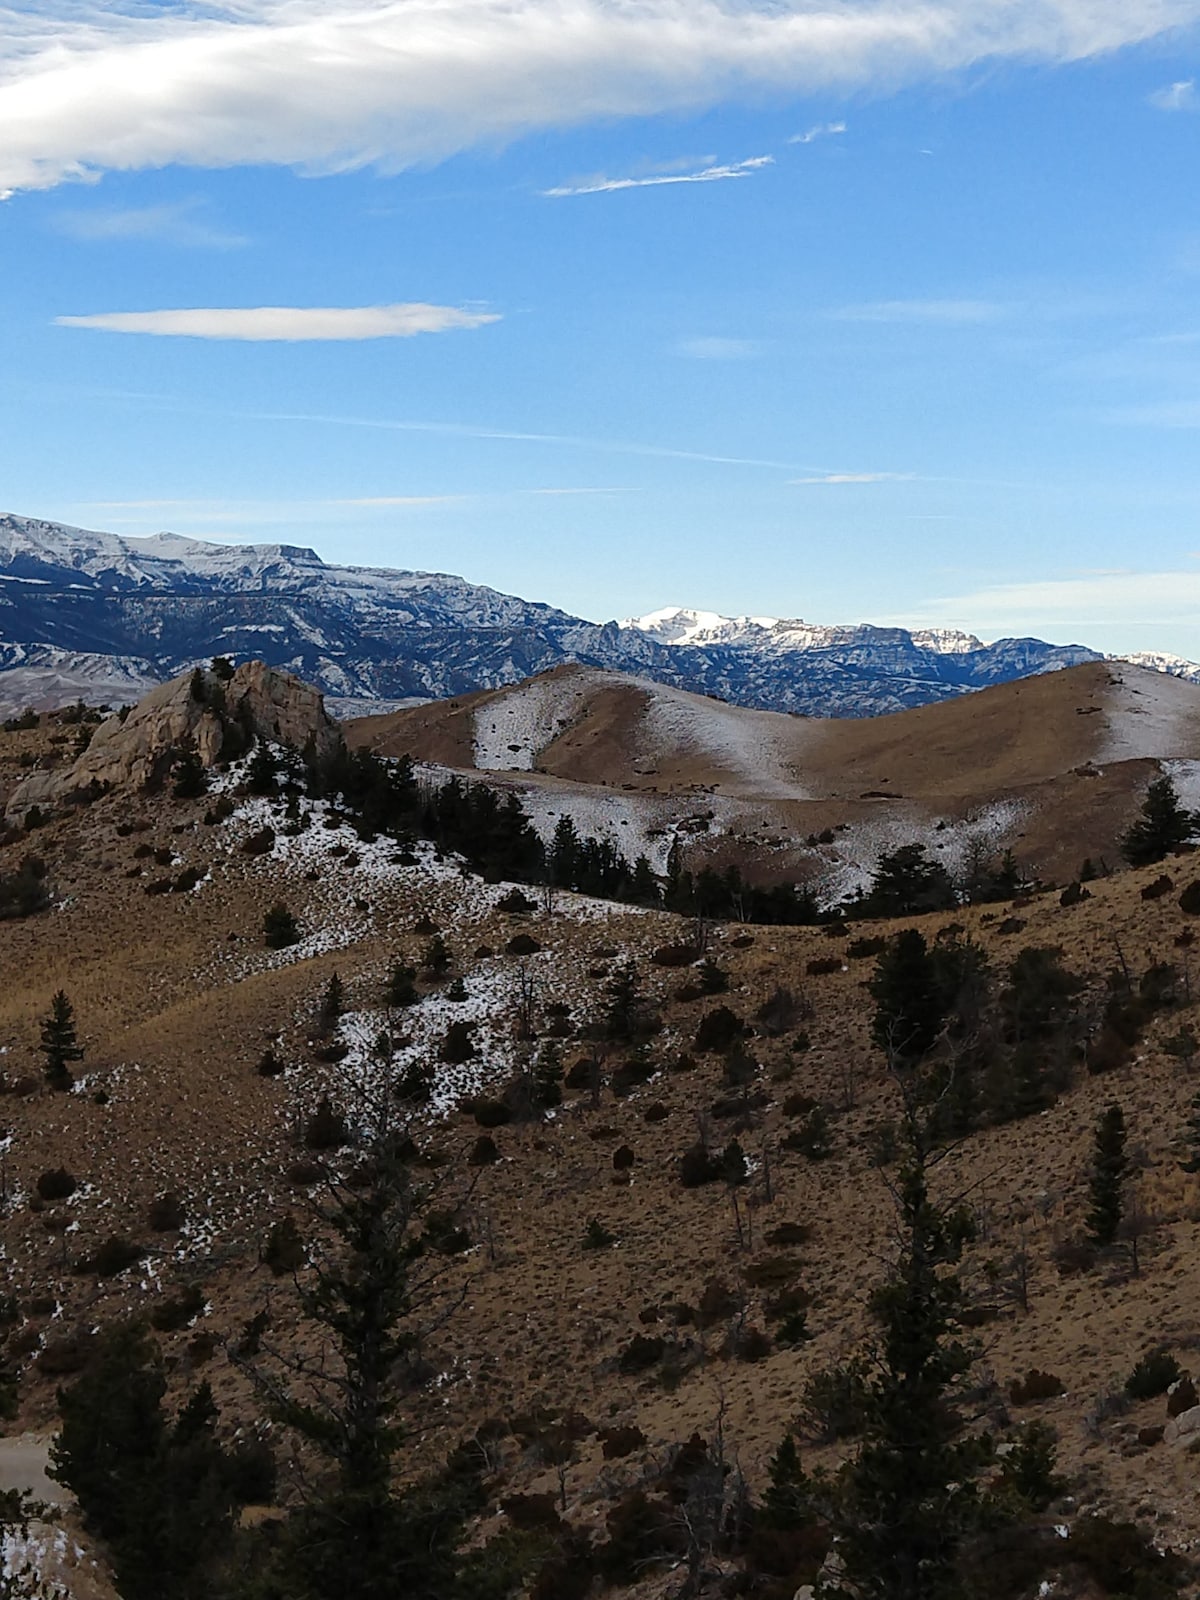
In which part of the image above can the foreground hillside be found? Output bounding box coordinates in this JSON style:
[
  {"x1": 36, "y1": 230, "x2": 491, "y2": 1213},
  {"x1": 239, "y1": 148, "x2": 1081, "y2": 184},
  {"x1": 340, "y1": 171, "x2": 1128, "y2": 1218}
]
[
  {"x1": 0, "y1": 667, "x2": 1198, "y2": 1596},
  {"x1": 350, "y1": 658, "x2": 1200, "y2": 890}
]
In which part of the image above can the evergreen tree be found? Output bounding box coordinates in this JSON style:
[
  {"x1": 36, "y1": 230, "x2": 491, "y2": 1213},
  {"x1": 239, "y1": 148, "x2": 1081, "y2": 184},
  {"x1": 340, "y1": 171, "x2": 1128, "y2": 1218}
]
[
  {"x1": 318, "y1": 972, "x2": 346, "y2": 1031},
  {"x1": 825, "y1": 1131, "x2": 983, "y2": 1600},
  {"x1": 210, "y1": 656, "x2": 235, "y2": 682},
  {"x1": 172, "y1": 747, "x2": 208, "y2": 800},
  {"x1": 759, "y1": 1432, "x2": 812, "y2": 1531},
  {"x1": 532, "y1": 1040, "x2": 564, "y2": 1111},
  {"x1": 1088, "y1": 1102, "x2": 1129, "y2": 1247},
  {"x1": 263, "y1": 903, "x2": 299, "y2": 950},
  {"x1": 421, "y1": 934, "x2": 450, "y2": 975},
  {"x1": 602, "y1": 962, "x2": 644, "y2": 1043},
  {"x1": 628, "y1": 854, "x2": 661, "y2": 907},
  {"x1": 246, "y1": 743, "x2": 281, "y2": 797},
  {"x1": 1121, "y1": 774, "x2": 1199, "y2": 866},
  {"x1": 549, "y1": 815, "x2": 581, "y2": 889},
  {"x1": 861, "y1": 843, "x2": 957, "y2": 919},
  {"x1": 385, "y1": 963, "x2": 418, "y2": 1008},
  {"x1": 51, "y1": 1323, "x2": 237, "y2": 1600},
  {"x1": 188, "y1": 667, "x2": 207, "y2": 704},
  {"x1": 1179, "y1": 1091, "x2": 1200, "y2": 1174},
  {"x1": 869, "y1": 930, "x2": 947, "y2": 1064},
  {"x1": 39, "y1": 990, "x2": 83, "y2": 1091},
  {"x1": 237, "y1": 1088, "x2": 482, "y2": 1600}
]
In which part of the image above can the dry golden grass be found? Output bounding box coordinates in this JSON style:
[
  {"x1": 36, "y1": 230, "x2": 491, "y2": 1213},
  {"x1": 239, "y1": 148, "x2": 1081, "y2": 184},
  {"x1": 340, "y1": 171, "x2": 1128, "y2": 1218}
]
[{"x1": 1, "y1": 695, "x2": 1200, "y2": 1594}]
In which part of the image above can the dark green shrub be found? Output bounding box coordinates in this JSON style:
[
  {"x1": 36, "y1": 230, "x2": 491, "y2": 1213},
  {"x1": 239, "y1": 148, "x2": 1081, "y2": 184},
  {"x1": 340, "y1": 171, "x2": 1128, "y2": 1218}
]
[
  {"x1": 0, "y1": 855, "x2": 51, "y2": 920},
  {"x1": 441, "y1": 1021, "x2": 476, "y2": 1064},
  {"x1": 618, "y1": 1334, "x2": 665, "y2": 1374},
  {"x1": 150, "y1": 1284, "x2": 205, "y2": 1333},
  {"x1": 303, "y1": 1096, "x2": 348, "y2": 1150},
  {"x1": 73, "y1": 1236, "x2": 144, "y2": 1277},
  {"x1": 996, "y1": 1420, "x2": 1065, "y2": 1512},
  {"x1": 148, "y1": 1191, "x2": 186, "y2": 1231},
  {"x1": 1126, "y1": 1350, "x2": 1182, "y2": 1401},
  {"x1": 1009, "y1": 1368, "x2": 1064, "y2": 1405},
  {"x1": 695, "y1": 1006, "x2": 747, "y2": 1053},
  {"x1": 800, "y1": 1359, "x2": 869, "y2": 1442},
  {"x1": 36, "y1": 1168, "x2": 77, "y2": 1201},
  {"x1": 263, "y1": 1215, "x2": 305, "y2": 1276},
  {"x1": 262, "y1": 901, "x2": 299, "y2": 949}
]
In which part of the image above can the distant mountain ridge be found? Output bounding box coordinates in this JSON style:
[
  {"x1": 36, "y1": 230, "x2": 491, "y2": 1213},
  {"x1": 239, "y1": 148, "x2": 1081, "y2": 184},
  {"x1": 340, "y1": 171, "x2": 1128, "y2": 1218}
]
[{"x1": 0, "y1": 512, "x2": 1194, "y2": 718}]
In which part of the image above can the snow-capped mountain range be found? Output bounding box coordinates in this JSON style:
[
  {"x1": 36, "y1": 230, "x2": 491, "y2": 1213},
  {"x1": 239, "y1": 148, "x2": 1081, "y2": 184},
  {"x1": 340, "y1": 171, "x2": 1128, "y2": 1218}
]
[{"x1": 0, "y1": 513, "x2": 1195, "y2": 719}]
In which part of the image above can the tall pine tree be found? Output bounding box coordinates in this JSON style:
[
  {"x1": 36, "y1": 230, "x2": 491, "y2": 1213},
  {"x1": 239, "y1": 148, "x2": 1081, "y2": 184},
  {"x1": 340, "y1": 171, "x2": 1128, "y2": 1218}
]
[
  {"x1": 39, "y1": 991, "x2": 83, "y2": 1091},
  {"x1": 1088, "y1": 1102, "x2": 1128, "y2": 1247},
  {"x1": 1121, "y1": 774, "x2": 1199, "y2": 866}
]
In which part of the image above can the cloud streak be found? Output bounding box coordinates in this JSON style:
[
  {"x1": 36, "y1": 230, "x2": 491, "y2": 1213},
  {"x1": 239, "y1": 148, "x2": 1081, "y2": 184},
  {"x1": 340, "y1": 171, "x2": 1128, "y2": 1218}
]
[
  {"x1": 678, "y1": 336, "x2": 760, "y2": 359},
  {"x1": 789, "y1": 471, "x2": 913, "y2": 484},
  {"x1": 789, "y1": 120, "x2": 847, "y2": 143},
  {"x1": 4, "y1": 0, "x2": 1200, "y2": 194},
  {"x1": 54, "y1": 303, "x2": 500, "y2": 341},
  {"x1": 1150, "y1": 77, "x2": 1198, "y2": 110},
  {"x1": 543, "y1": 155, "x2": 772, "y2": 196},
  {"x1": 896, "y1": 568, "x2": 1200, "y2": 633},
  {"x1": 51, "y1": 198, "x2": 246, "y2": 248},
  {"x1": 832, "y1": 297, "x2": 1006, "y2": 323}
]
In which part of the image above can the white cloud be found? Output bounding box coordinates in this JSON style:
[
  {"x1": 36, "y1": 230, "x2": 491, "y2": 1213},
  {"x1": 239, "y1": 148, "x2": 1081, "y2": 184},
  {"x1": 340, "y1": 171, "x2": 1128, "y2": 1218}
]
[
  {"x1": 677, "y1": 336, "x2": 760, "y2": 359},
  {"x1": 832, "y1": 298, "x2": 1006, "y2": 323},
  {"x1": 789, "y1": 470, "x2": 913, "y2": 484},
  {"x1": 895, "y1": 568, "x2": 1200, "y2": 633},
  {"x1": 789, "y1": 120, "x2": 847, "y2": 143},
  {"x1": 51, "y1": 198, "x2": 245, "y2": 247},
  {"x1": 543, "y1": 155, "x2": 772, "y2": 197},
  {"x1": 54, "y1": 303, "x2": 500, "y2": 341},
  {"x1": 1150, "y1": 78, "x2": 1198, "y2": 110},
  {"x1": 4, "y1": 1, "x2": 1200, "y2": 195}
]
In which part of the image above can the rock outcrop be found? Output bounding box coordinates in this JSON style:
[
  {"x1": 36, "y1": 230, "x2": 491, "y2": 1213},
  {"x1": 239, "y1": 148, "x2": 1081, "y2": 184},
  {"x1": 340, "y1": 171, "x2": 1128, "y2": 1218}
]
[{"x1": 4, "y1": 661, "x2": 342, "y2": 817}]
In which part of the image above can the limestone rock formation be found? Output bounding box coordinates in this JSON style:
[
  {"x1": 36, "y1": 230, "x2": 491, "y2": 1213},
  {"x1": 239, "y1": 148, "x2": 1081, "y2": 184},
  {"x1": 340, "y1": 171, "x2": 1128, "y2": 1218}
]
[{"x1": 4, "y1": 661, "x2": 342, "y2": 817}]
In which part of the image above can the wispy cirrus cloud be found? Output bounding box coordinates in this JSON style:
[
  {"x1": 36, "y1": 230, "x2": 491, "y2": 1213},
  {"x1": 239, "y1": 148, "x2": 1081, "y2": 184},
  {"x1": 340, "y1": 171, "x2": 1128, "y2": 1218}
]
[
  {"x1": 677, "y1": 337, "x2": 760, "y2": 360},
  {"x1": 54, "y1": 303, "x2": 500, "y2": 341},
  {"x1": 789, "y1": 471, "x2": 914, "y2": 484},
  {"x1": 896, "y1": 567, "x2": 1200, "y2": 634},
  {"x1": 543, "y1": 155, "x2": 772, "y2": 197},
  {"x1": 51, "y1": 198, "x2": 246, "y2": 248},
  {"x1": 5, "y1": 1, "x2": 1200, "y2": 195},
  {"x1": 831, "y1": 298, "x2": 1006, "y2": 323},
  {"x1": 1150, "y1": 78, "x2": 1198, "y2": 110},
  {"x1": 789, "y1": 121, "x2": 847, "y2": 143}
]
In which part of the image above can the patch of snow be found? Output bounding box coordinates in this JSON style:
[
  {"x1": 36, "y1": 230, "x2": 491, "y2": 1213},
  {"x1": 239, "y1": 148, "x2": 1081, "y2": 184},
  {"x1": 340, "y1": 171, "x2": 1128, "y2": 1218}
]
[
  {"x1": 1163, "y1": 759, "x2": 1200, "y2": 813},
  {"x1": 813, "y1": 799, "x2": 1030, "y2": 906},
  {"x1": 472, "y1": 671, "x2": 623, "y2": 771},
  {"x1": 1099, "y1": 666, "x2": 1200, "y2": 763}
]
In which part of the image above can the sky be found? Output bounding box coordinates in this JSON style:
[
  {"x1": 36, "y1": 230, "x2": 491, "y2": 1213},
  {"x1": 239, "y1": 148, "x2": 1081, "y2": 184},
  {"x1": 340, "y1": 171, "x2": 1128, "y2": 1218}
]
[{"x1": 4, "y1": 1, "x2": 1200, "y2": 658}]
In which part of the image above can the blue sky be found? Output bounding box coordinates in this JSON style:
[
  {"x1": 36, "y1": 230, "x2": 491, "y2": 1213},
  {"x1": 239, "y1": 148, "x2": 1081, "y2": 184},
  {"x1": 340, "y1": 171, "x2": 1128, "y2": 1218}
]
[{"x1": 4, "y1": 2, "x2": 1200, "y2": 657}]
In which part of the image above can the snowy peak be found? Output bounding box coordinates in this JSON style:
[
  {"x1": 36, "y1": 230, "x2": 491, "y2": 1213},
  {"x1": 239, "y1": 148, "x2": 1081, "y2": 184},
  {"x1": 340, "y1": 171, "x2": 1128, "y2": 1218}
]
[
  {"x1": 621, "y1": 607, "x2": 781, "y2": 646},
  {"x1": 624, "y1": 605, "x2": 987, "y2": 656},
  {"x1": 0, "y1": 512, "x2": 328, "y2": 592}
]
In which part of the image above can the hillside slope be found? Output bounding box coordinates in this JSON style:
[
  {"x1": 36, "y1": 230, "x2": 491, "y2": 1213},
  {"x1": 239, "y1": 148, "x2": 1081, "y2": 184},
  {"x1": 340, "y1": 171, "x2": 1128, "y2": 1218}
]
[
  {"x1": 349, "y1": 660, "x2": 1200, "y2": 890},
  {"x1": 1, "y1": 688, "x2": 1200, "y2": 1596}
]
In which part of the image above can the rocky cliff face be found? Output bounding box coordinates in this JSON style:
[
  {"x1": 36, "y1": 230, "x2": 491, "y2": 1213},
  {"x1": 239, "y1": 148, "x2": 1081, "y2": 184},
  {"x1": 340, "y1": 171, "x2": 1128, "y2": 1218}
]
[{"x1": 4, "y1": 660, "x2": 342, "y2": 817}]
